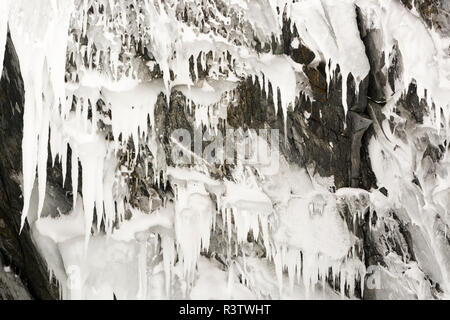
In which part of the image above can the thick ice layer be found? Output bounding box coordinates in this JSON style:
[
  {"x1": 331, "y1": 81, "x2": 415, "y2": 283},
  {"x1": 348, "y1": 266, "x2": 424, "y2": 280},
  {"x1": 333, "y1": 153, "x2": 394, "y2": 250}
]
[
  {"x1": 112, "y1": 206, "x2": 174, "y2": 242},
  {"x1": 35, "y1": 198, "x2": 85, "y2": 243},
  {"x1": 221, "y1": 180, "x2": 272, "y2": 245},
  {"x1": 60, "y1": 110, "x2": 117, "y2": 242},
  {"x1": 271, "y1": 192, "x2": 360, "y2": 297},
  {"x1": 253, "y1": 54, "x2": 300, "y2": 125},
  {"x1": 275, "y1": 194, "x2": 353, "y2": 260},
  {"x1": 235, "y1": 255, "x2": 345, "y2": 299},
  {"x1": 33, "y1": 194, "x2": 178, "y2": 299},
  {"x1": 57, "y1": 236, "x2": 141, "y2": 299},
  {"x1": 189, "y1": 257, "x2": 255, "y2": 299}
]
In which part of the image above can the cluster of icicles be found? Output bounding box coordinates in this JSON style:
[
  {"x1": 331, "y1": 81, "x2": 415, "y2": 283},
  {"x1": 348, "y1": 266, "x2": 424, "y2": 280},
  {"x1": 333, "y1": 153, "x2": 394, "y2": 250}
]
[
  {"x1": 0, "y1": 0, "x2": 449, "y2": 299},
  {"x1": 166, "y1": 165, "x2": 369, "y2": 298},
  {"x1": 0, "y1": 0, "x2": 299, "y2": 237}
]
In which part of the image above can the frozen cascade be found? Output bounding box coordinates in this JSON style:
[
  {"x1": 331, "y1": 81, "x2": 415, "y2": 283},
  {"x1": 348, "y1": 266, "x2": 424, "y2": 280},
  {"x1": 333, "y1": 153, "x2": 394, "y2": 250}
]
[
  {"x1": 7, "y1": 0, "x2": 76, "y2": 229},
  {"x1": 0, "y1": 0, "x2": 449, "y2": 300}
]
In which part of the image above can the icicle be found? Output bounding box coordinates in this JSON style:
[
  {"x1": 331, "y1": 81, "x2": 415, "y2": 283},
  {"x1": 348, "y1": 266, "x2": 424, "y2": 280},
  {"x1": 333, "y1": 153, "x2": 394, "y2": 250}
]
[
  {"x1": 102, "y1": 154, "x2": 117, "y2": 233},
  {"x1": 8, "y1": 0, "x2": 75, "y2": 228},
  {"x1": 173, "y1": 182, "x2": 213, "y2": 280},
  {"x1": 286, "y1": 248, "x2": 298, "y2": 291},
  {"x1": 71, "y1": 147, "x2": 79, "y2": 208},
  {"x1": 273, "y1": 247, "x2": 283, "y2": 297},
  {"x1": 46, "y1": 0, "x2": 75, "y2": 112},
  {"x1": 161, "y1": 235, "x2": 175, "y2": 298},
  {"x1": 61, "y1": 142, "x2": 68, "y2": 187},
  {"x1": 19, "y1": 82, "x2": 40, "y2": 230},
  {"x1": 104, "y1": 81, "x2": 161, "y2": 151},
  {"x1": 94, "y1": 154, "x2": 105, "y2": 231},
  {"x1": 226, "y1": 208, "x2": 232, "y2": 243},
  {"x1": 137, "y1": 233, "x2": 148, "y2": 300},
  {"x1": 342, "y1": 71, "x2": 348, "y2": 120},
  {"x1": 37, "y1": 75, "x2": 51, "y2": 219}
]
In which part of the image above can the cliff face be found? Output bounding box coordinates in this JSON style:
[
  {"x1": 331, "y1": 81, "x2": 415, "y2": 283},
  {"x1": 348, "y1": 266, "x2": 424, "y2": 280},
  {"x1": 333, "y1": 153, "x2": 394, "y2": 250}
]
[
  {"x1": 0, "y1": 0, "x2": 449, "y2": 299},
  {"x1": 0, "y1": 34, "x2": 59, "y2": 299}
]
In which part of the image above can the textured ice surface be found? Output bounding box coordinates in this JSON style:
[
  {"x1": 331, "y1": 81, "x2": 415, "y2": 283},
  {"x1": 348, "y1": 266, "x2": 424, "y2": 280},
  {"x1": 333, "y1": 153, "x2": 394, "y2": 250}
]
[{"x1": 1, "y1": 0, "x2": 448, "y2": 299}]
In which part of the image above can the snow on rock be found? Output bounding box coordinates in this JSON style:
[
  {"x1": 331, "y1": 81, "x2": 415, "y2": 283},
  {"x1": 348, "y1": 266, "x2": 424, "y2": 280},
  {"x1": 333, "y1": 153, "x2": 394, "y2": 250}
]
[
  {"x1": 33, "y1": 196, "x2": 177, "y2": 299},
  {"x1": 221, "y1": 179, "x2": 273, "y2": 245},
  {"x1": 2, "y1": 0, "x2": 449, "y2": 300},
  {"x1": 357, "y1": 0, "x2": 450, "y2": 132},
  {"x1": 4, "y1": 0, "x2": 307, "y2": 233},
  {"x1": 290, "y1": 0, "x2": 370, "y2": 118}
]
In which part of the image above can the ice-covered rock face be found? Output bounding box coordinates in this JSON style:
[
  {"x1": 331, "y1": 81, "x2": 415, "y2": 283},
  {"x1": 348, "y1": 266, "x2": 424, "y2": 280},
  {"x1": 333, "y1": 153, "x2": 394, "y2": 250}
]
[{"x1": 0, "y1": 0, "x2": 449, "y2": 300}]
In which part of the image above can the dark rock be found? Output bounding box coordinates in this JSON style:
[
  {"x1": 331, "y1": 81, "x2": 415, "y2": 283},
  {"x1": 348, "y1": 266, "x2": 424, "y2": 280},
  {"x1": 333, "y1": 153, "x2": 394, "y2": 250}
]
[
  {"x1": 388, "y1": 43, "x2": 402, "y2": 94},
  {"x1": 362, "y1": 28, "x2": 387, "y2": 103},
  {"x1": 348, "y1": 111, "x2": 373, "y2": 187},
  {"x1": 399, "y1": 81, "x2": 428, "y2": 123},
  {"x1": 379, "y1": 187, "x2": 388, "y2": 197},
  {"x1": 0, "y1": 256, "x2": 31, "y2": 300}
]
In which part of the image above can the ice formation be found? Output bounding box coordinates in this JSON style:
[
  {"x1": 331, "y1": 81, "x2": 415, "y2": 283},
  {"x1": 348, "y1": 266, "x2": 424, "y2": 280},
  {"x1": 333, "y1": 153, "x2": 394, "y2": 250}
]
[
  {"x1": 0, "y1": 0, "x2": 449, "y2": 299},
  {"x1": 290, "y1": 0, "x2": 370, "y2": 118}
]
